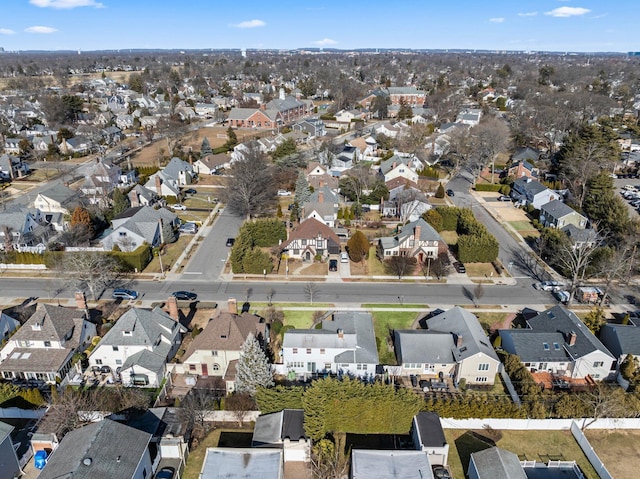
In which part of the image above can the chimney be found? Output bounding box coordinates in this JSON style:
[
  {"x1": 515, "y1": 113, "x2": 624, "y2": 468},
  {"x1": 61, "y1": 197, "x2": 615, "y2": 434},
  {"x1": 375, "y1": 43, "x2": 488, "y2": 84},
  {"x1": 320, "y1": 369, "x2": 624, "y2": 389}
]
[
  {"x1": 166, "y1": 296, "x2": 179, "y2": 320},
  {"x1": 158, "y1": 218, "x2": 164, "y2": 244},
  {"x1": 318, "y1": 191, "x2": 324, "y2": 203},
  {"x1": 392, "y1": 161, "x2": 397, "y2": 169},
  {"x1": 568, "y1": 331, "x2": 577, "y2": 346},
  {"x1": 455, "y1": 334, "x2": 463, "y2": 347},
  {"x1": 260, "y1": 103, "x2": 266, "y2": 110},
  {"x1": 228, "y1": 298, "x2": 238, "y2": 314},
  {"x1": 155, "y1": 175, "x2": 162, "y2": 194},
  {"x1": 75, "y1": 291, "x2": 88, "y2": 316},
  {"x1": 337, "y1": 328, "x2": 344, "y2": 339},
  {"x1": 279, "y1": 88, "x2": 285, "y2": 100},
  {"x1": 414, "y1": 225, "x2": 421, "y2": 242}
]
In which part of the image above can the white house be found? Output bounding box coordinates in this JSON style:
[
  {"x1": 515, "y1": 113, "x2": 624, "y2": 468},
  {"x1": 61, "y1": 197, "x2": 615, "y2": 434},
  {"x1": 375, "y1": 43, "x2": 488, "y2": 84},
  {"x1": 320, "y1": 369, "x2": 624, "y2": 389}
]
[
  {"x1": 281, "y1": 311, "x2": 379, "y2": 379},
  {"x1": 88, "y1": 306, "x2": 186, "y2": 387},
  {"x1": 101, "y1": 206, "x2": 178, "y2": 252}
]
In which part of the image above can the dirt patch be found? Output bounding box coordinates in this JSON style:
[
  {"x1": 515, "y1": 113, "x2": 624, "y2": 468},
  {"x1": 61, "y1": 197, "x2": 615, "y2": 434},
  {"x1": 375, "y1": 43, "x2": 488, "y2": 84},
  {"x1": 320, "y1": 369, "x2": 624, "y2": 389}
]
[{"x1": 585, "y1": 429, "x2": 640, "y2": 479}]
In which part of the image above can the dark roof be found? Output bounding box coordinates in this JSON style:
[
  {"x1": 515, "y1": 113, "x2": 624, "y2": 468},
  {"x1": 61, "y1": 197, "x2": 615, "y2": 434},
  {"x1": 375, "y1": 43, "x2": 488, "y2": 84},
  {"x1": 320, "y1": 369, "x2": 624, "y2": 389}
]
[
  {"x1": 540, "y1": 200, "x2": 580, "y2": 219},
  {"x1": 600, "y1": 324, "x2": 640, "y2": 358},
  {"x1": 512, "y1": 147, "x2": 540, "y2": 162},
  {"x1": 471, "y1": 447, "x2": 527, "y2": 479},
  {"x1": 281, "y1": 217, "x2": 341, "y2": 250},
  {"x1": 252, "y1": 409, "x2": 306, "y2": 447},
  {"x1": 282, "y1": 409, "x2": 305, "y2": 441},
  {"x1": 513, "y1": 177, "x2": 547, "y2": 196},
  {"x1": 413, "y1": 412, "x2": 447, "y2": 448}
]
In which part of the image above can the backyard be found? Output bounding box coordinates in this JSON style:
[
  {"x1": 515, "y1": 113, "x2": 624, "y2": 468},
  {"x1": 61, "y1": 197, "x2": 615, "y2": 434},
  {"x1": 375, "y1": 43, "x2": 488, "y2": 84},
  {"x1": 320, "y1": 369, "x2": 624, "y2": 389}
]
[
  {"x1": 182, "y1": 427, "x2": 254, "y2": 479},
  {"x1": 371, "y1": 310, "x2": 420, "y2": 365},
  {"x1": 585, "y1": 429, "x2": 640, "y2": 479},
  {"x1": 444, "y1": 429, "x2": 598, "y2": 479}
]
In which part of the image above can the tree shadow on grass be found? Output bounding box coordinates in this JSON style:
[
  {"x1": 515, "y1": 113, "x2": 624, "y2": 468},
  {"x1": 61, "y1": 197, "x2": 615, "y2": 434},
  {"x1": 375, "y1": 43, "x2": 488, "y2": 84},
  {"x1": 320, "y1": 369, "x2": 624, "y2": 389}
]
[{"x1": 454, "y1": 431, "x2": 494, "y2": 477}]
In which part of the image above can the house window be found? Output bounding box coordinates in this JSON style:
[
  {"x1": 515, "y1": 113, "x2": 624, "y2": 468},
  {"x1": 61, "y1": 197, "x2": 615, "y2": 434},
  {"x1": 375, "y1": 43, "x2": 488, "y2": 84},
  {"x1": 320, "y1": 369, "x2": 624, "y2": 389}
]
[
  {"x1": 543, "y1": 343, "x2": 550, "y2": 351},
  {"x1": 213, "y1": 364, "x2": 220, "y2": 371},
  {"x1": 320, "y1": 349, "x2": 325, "y2": 354},
  {"x1": 113, "y1": 346, "x2": 119, "y2": 351},
  {"x1": 119, "y1": 232, "x2": 127, "y2": 237},
  {"x1": 116, "y1": 359, "x2": 122, "y2": 365},
  {"x1": 357, "y1": 364, "x2": 362, "y2": 370},
  {"x1": 302, "y1": 239, "x2": 307, "y2": 245},
  {"x1": 478, "y1": 363, "x2": 489, "y2": 371},
  {"x1": 306, "y1": 348, "x2": 312, "y2": 354},
  {"x1": 553, "y1": 343, "x2": 560, "y2": 350},
  {"x1": 475, "y1": 377, "x2": 488, "y2": 382},
  {"x1": 593, "y1": 361, "x2": 604, "y2": 368},
  {"x1": 325, "y1": 363, "x2": 332, "y2": 369},
  {"x1": 293, "y1": 348, "x2": 298, "y2": 354},
  {"x1": 362, "y1": 364, "x2": 368, "y2": 370},
  {"x1": 95, "y1": 359, "x2": 103, "y2": 365},
  {"x1": 44, "y1": 341, "x2": 51, "y2": 347},
  {"x1": 189, "y1": 364, "x2": 196, "y2": 371},
  {"x1": 212, "y1": 351, "x2": 218, "y2": 356}
]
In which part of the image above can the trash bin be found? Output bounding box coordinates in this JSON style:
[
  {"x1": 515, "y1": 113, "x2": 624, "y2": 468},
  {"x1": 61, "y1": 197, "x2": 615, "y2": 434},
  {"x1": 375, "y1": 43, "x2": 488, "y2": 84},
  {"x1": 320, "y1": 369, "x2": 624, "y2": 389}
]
[{"x1": 34, "y1": 450, "x2": 48, "y2": 469}]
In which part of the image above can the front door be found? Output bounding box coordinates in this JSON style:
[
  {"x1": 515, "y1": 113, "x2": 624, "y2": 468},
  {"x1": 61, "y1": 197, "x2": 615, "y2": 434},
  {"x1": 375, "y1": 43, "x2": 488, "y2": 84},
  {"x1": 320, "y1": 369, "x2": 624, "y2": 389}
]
[
  {"x1": 201, "y1": 364, "x2": 208, "y2": 377},
  {"x1": 307, "y1": 362, "x2": 316, "y2": 373}
]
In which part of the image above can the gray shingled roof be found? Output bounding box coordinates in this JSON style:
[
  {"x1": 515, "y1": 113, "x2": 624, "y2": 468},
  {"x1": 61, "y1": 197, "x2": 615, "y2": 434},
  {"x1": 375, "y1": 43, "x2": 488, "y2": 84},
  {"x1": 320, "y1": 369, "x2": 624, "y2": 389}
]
[
  {"x1": 470, "y1": 447, "x2": 527, "y2": 479},
  {"x1": 541, "y1": 200, "x2": 580, "y2": 219},
  {"x1": 600, "y1": 324, "x2": 640, "y2": 358},
  {"x1": 394, "y1": 330, "x2": 454, "y2": 364},
  {"x1": 426, "y1": 307, "x2": 498, "y2": 362},
  {"x1": 200, "y1": 448, "x2": 282, "y2": 479},
  {"x1": 163, "y1": 157, "x2": 193, "y2": 180},
  {"x1": 38, "y1": 183, "x2": 81, "y2": 205},
  {"x1": 513, "y1": 177, "x2": 547, "y2": 196},
  {"x1": 99, "y1": 306, "x2": 182, "y2": 350},
  {"x1": 266, "y1": 95, "x2": 305, "y2": 112},
  {"x1": 38, "y1": 419, "x2": 151, "y2": 479},
  {"x1": 351, "y1": 450, "x2": 434, "y2": 479},
  {"x1": 252, "y1": 409, "x2": 306, "y2": 446},
  {"x1": 498, "y1": 330, "x2": 570, "y2": 363},
  {"x1": 11, "y1": 304, "x2": 85, "y2": 345},
  {"x1": 110, "y1": 206, "x2": 177, "y2": 244}
]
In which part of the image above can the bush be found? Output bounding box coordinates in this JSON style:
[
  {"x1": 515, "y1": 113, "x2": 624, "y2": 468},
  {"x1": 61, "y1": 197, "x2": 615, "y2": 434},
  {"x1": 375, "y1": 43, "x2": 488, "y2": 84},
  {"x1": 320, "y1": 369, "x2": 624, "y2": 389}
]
[
  {"x1": 109, "y1": 244, "x2": 152, "y2": 272},
  {"x1": 457, "y1": 234, "x2": 499, "y2": 263},
  {"x1": 435, "y1": 206, "x2": 460, "y2": 231},
  {"x1": 474, "y1": 183, "x2": 502, "y2": 192},
  {"x1": 346, "y1": 230, "x2": 369, "y2": 262},
  {"x1": 435, "y1": 183, "x2": 445, "y2": 198}
]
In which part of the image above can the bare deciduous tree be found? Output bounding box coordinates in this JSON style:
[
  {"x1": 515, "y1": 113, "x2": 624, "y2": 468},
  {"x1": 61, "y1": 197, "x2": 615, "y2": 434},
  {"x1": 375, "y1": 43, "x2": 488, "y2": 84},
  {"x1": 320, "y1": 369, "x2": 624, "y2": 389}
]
[
  {"x1": 225, "y1": 392, "x2": 256, "y2": 428},
  {"x1": 304, "y1": 282, "x2": 320, "y2": 305},
  {"x1": 60, "y1": 252, "x2": 124, "y2": 300}
]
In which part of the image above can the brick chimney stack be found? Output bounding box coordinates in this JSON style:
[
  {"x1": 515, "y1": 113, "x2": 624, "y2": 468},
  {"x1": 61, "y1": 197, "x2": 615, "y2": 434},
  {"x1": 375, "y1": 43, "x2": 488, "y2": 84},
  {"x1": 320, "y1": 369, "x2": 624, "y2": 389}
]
[
  {"x1": 318, "y1": 191, "x2": 324, "y2": 203},
  {"x1": 75, "y1": 291, "x2": 89, "y2": 317},
  {"x1": 228, "y1": 298, "x2": 238, "y2": 315},
  {"x1": 155, "y1": 175, "x2": 162, "y2": 194},
  {"x1": 167, "y1": 295, "x2": 179, "y2": 321},
  {"x1": 455, "y1": 334, "x2": 463, "y2": 347},
  {"x1": 414, "y1": 225, "x2": 422, "y2": 242},
  {"x1": 568, "y1": 331, "x2": 577, "y2": 346}
]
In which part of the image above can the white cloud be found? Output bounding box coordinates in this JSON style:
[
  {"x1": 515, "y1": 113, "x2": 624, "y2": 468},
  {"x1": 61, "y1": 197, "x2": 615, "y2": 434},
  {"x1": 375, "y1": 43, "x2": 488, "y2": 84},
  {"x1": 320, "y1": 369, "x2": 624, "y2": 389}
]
[
  {"x1": 231, "y1": 19, "x2": 266, "y2": 29},
  {"x1": 314, "y1": 38, "x2": 337, "y2": 46},
  {"x1": 545, "y1": 7, "x2": 591, "y2": 17},
  {"x1": 489, "y1": 17, "x2": 505, "y2": 23},
  {"x1": 0, "y1": 28, "x2": 16, "y2": 35},
  {"x1": 30, "y1": 0, "x2": 104, "y2": 8},
  {"x1": 518, "y1": 12, "x2": 538, "y2": 17},
  {"x1": 25, "y1": 26, "x2": 58, "y2": 34}
]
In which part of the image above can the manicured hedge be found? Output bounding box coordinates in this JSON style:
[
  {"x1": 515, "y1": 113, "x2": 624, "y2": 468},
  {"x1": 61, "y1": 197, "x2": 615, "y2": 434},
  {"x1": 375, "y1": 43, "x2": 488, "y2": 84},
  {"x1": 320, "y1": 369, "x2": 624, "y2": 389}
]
[
  {"x1": 474, "y1": 183, "x2": 502, "y2": 192},
  {"x1": 110, "y1": 244, "x2": 153, "y2": 272}
]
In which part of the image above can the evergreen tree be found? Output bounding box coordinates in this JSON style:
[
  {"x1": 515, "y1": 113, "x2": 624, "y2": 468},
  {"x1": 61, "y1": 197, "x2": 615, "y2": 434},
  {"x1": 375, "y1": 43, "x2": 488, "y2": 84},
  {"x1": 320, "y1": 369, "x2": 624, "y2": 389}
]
[
  {"x1": 111, "y1": 188, "x2": 130, "y2": 218},
  {"x1": 294, "y1": 171, "x2": 311, "y2": 206},
  {"x1": 435, "y1": 182, "x2": 445, "y2": 198},
  {"x1": 200, "y1": 137, "x2": 213, "y2": 157},
  {"x1": 346, "y1": 230, "x2": 369, "y2": 262},
  {"x1": 236, "y1": 334, "x2": 274, "y2": 396},
  {"x1": 224, "y1": 126, "x2": 238, "y2": 149}
]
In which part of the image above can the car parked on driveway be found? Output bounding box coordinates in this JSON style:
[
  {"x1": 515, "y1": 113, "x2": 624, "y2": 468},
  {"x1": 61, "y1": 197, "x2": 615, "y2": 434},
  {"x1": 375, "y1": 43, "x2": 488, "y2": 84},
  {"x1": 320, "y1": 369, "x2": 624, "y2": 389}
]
[
  {"x1": 171, "y1": 204, "x2": 187, "y2": 211},
  {"x1": 446, "y1": 189, "x2": 455, "y2": 197},
  {"x1": 453, "y1": 262, "x2": 466, "y2": 273},
  {"x1": 329, "y1": 259, "x2": 338, "y2": 272},
  {"x1": 112, "y1": 289, "x2": 138, "y2": 300},
  {"x1": 184, "y1": 188, "x2": 197, "y2": 194},
  {"x1": 155, "y1": 467, "x2": 176, "y2": 479},
  {"x1": 179, "y1": 222, "x2": 198, "y2": 234},
  {"x1": 497, "y1": 195, "x2": 511, "y2": 202},
  {"x1": 171, "y1": 291, "x2": 198, "y2": 301}
]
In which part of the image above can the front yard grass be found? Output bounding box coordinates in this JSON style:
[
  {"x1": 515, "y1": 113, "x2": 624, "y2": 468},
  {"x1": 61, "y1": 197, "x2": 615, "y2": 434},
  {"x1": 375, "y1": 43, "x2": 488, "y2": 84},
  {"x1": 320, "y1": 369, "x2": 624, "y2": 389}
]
[
  {"x1": 367, "y1": 246, "x2": 386, "y2": 276},
  {"x1": 280, "y1": 310, "x2": 321, "y2": 329},
  {"x1": 145, "y1": 236, "x2": 192, "y2": 273},
  {"x1": 439, "y1": 230, "x2": 459, "y2": 245},
  {"x1": 474, "y1": 312, "x2": 511, "y2": 334},
  {"x1": 371, "y1": 311, "x2": 419, "y2": 365},
  {"x1": 445, "y1": 429, "x2": 598, "y2": 479},
  {"x1": 464, "y1": 262, "x2": 497, "y2": 277}
]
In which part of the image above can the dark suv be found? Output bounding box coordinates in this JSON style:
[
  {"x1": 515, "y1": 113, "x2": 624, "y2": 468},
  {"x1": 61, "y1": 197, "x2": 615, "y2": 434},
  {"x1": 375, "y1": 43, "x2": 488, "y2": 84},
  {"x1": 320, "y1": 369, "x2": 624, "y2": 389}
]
[
  {"x1": 453, "y1": 262, "x2": 466, "y2": 273},
  {"x1": 329, "y1": 259, "x2": 338, "y2": 272}
]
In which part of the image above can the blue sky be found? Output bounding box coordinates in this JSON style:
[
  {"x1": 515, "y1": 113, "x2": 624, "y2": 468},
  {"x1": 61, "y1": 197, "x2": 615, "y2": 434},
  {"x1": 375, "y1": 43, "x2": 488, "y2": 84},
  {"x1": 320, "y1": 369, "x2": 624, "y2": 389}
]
[{"x1": 0, "y1": 0, "x2": 637, "y2": 53}]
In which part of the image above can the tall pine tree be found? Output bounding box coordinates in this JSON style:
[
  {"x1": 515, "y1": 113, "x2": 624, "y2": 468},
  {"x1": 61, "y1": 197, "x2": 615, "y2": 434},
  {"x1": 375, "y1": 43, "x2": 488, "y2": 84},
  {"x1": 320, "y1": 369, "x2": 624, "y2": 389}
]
[
  {"x1": 294, "y1": 170, "x2": 311, "y2": 206},
  {"x1": 200, "y1": 137, "x2": 213, "y2": 157},
  {"x1": 235, "y1": 334, "x2": 273, "y2": 396}
]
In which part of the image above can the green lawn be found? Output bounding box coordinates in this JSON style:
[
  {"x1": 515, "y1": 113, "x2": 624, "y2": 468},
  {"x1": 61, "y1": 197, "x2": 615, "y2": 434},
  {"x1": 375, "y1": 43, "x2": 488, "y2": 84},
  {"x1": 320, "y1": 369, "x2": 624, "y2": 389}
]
[
  {"x1": 281, "y1": 310, "x2": 321, "y2": 329},
  {"x1": 367, "y1": 246, "x2": 386, "y2": 275},
  {"x1": 474, "y1": 312, "x2": 511, "y2": 333},
  {"x1": 362, "y1": 304, "x2": 429, "y2": 309},
  {"x1": 440, "y1": 230, "x2": 459, "y2": 245},
  {"x1": 182, "y1": 428, "x2": 254, "y2": 479},
  {"x1": 371, "y1": 311, "x2": 418, "y2": 365},
  {"x1": 445, "y1": 429, "x2": 598, "y2": 479}
]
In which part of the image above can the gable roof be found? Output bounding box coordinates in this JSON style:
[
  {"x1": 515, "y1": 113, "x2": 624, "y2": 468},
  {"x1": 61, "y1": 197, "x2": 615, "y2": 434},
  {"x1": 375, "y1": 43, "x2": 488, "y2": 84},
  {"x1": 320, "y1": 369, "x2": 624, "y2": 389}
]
[
  {"x1": 163, "y1": 157, "x2": 193, "y2": 179},
  {"x1": 37, "y1": 183, "x2": 82, "y2": 206},
  {"x1": 395, "y1": 330, "x2": 455, "y2": 364},
  {"x1": 540, "y1": 200, "x2": 581, "y2": 219},
  {"x1": 413, "y1": 412, "x2": 447, "y2": 448},
  {"x1": 512, "y1": 147, "x2": 541, "y2": 162},
  {"x1": 426, "y1": 307, "x2": 499, "y2": 362},
  {"x1": 470, "y1": 447, "x2": 527, "y2": 479},
  {"x1": 110, "y1": 206, "x2": 177, "y2": 243},
  {"x1": 12, "y1": 304, "x2": 85, "y2": 344},
  {"x1": 600, "y1": 324, "x2": 640, "y2": 358},
  {"x1": 252, "y1": 409, "x2": 306, "y2": 446},
  {"x1": 513, "y1": 177, "x2": 548, "y2": 196},
  {"x1": 183, "y1": 312, "x2": 266, "y2": 360},
  {"x1": 281, "y1": 217, "x2": 340, "y2": 250},
  {"x1": 38, "y1": 419, "x2": 151, "y2": 479}
]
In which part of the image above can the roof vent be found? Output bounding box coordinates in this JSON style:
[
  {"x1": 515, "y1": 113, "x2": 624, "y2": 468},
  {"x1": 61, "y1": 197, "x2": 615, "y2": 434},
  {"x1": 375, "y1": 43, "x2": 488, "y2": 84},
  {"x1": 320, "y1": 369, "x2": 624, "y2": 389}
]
[{"x1": 83, "y1": 457, "x2": 92, "y2": 466}]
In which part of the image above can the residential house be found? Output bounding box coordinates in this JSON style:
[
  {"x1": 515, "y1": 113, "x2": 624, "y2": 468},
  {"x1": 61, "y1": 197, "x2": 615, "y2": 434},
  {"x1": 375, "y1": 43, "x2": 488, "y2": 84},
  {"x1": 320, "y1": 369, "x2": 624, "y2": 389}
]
[
  {"x1": 280, "y1": 217, "x2": 341, "y2": 261},
  {"x1": 302, "y1": 188, "x2": 339, "y2": 228},
  {"x1": 507, "y1": 160, "x2": 538, "y2": 179},
  {"x1": 498, "y1": 305, "x2": 615, "y2": 380},
  {"x1": 193, "y1": 153, "x2": 229, "y2": 175},
  {"x1": 89, "y1": 306, "x2": 186, "y2": 387},
  {"x1": 398, "y1": 196, "x2": 432, "y2": 223},
  {"x1": 351, "y1": 450, "x2": 434, "y2": 479},
  {"x1": 395, "y1": 307, "x2": 501, "y2": 386},
  {"x1": 144, "y1": 157, "x2": 195, "y2": 197},
  {"x1": 456, "y1": 108, "x2": 482, "y2": 126},
  {"x1": 34, "y1": 183, "x2": 86, "y2": 215},
  {"x1": 3, "y1": 138, "x2": 21, "y2": 155},
  {"x1": 562, "y1": 224, "x2": 597, "y2": 248},
  {"x1": 252, "y1": 409, "x2": 310, "y2": 462},
  {"x1": 81, "y1": 158, "x2": 122, "y2": 206},
  {"x1": 305, "y1": 162, "x2": 338, "y2": 191},
  {"x1": 195, "y1": 103, "x2": 219, "y2": 118},
  {"x1": 115, "y1": 114, "x2": 134, "y2": 130},
  {"x1": 0, "y1": 206, "x2": 48, "y2": 248},
  {"x1": 140, "y1": 116, "x2": 159, "y2": 128},
  {"x1": 37, "y1": 419, "x2": 154, "y2": 479},
  {"x1": 127, "y1": 184, "x2": 158, "y2": 207},
  {"x1": 599, "y1": 323, "x2": 640, "y2": 369},
  {"x1": 59, "y1": 137, "x2": 92, "y2": 155},
  {"x1": 102, "y1": 125, "x2": 124, "y2": 144},
  {"x1": 377, "y1": 218, "x2": 446, "y2": 263},
  {"x1": 0, "y1": 312, "x2": 20, "y2": 342},
  {"x1": 181, "y1": 309, "x2": 268, "y2": 393},
  {"x1": 101, "y1": 206, "x2": 178, "y2": 251},
  {"x1": 349, "y1": 136, "x2": 377, "y2": 161},
  {"x1": 0, "y1": 154, "x2": 30, "y2": 180},
  {"x1": 0, "y1": 302, "x2": 96, "y2": 383},
  {"x1": 511, "y1": 146, "x2": 541, "y2": 163},
  {"x1": 292, "y1": 118, "x2": 325, "y2": 138},
  {"x1": 539, "y1": 200, "x2": 588, "y2": 230},
  {"x1": 0, "y1": 421, "x2": 21, "y2": 479},
  {"x1": 281, "y1": 311, "x2": 379, "y2": 378},
  {"x1": 375, "y1": 122, "x2": 402, "y2": 138},
  {"x1": 410, "y1": 412, "x2": 449, "y2": 466},
  {"x1": 32, "y1": 136, "x2": 56, "y2": 154},
  {"x1": 386, "y1": 177, "x2": 422, "y2": 202},
  {"x1": 386, "y1": 86, "x2": 427, "y2": 106},
  {"x1": 378, "y1": 155, "x2": 420, "y2": 183},
  {"x1": 198, "y1": 448, "x2": 283, "y2": 479},
  {"x1": 227, "y1": 108, "x2": 280, "y2": 129},
  {"x1": 511, "y1": 178, "x2": 559, "y2": 210}
]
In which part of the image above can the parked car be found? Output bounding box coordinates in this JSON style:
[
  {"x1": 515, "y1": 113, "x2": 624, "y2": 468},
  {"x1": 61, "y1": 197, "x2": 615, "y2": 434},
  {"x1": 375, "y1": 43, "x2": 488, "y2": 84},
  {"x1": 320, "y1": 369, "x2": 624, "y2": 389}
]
[
  {"x1": 329, "y1": 259, "x2": 338, "y2": 272},
  {"x1": 553, "y1": 290, "x2": 571, "y2": 304},
  {"x1": 536, "y1": 280, "x2": 564, "y2": 292},
  {"x1": 155, "y1": 467, "x2": 176, "y2": 479},
  {"x1": 340, "y1": 252, "x2": 349, "y2": 263},
  {"x1": 497, "y1": 195, "x2": 511, "y2": 202},
  {"x1": 446, "y1": 189, "x2": 455, "y2": 197},
  {"x1": 184, "y1": 188, "x2": 197, "y2": 194},
  {"x1": 112, "y1": 289, "x2": 138, "y2": 300},
  {"x1": 226, "y1": 237, "x2": 235, "y2": 247},
  {"x1": 453, "y1": 262, "x2": 466, "y2": 273},
  {"x1": 277, "y1": 190, "x2": 292, "y2": 196},
  {"x1": 171, "y1": 291, "x2": 198, "y2": 301},
  {"x1": 433, "y1": 466, "x2": 452, "y2": 479},
  {"x1": 179, "y1": 222, "x2": 198, "y2": 234},
  {"x1": 171, "y1": 204, "x2": 187, "y2": 211}
]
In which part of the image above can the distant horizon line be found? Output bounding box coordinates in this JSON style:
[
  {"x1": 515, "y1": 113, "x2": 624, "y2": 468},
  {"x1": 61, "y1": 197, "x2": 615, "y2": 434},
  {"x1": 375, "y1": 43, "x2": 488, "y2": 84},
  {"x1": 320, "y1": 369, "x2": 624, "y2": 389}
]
[{"x1": 0, "y1": 47, "x2": 636, "y2": 56}]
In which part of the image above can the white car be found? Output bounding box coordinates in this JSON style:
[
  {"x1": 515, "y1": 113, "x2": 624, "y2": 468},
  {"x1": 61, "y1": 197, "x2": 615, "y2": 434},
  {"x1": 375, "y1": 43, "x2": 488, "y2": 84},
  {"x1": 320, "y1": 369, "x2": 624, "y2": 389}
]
[
  {"x1": 277, "y1": 190, "x2": 292, "y2": 196},
  {"x1": 536, "y1": 281, "x2": 564, "y2": 292},
  {"x1": 171, "y1": 204, "x2": 187, "y2": 211}
]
